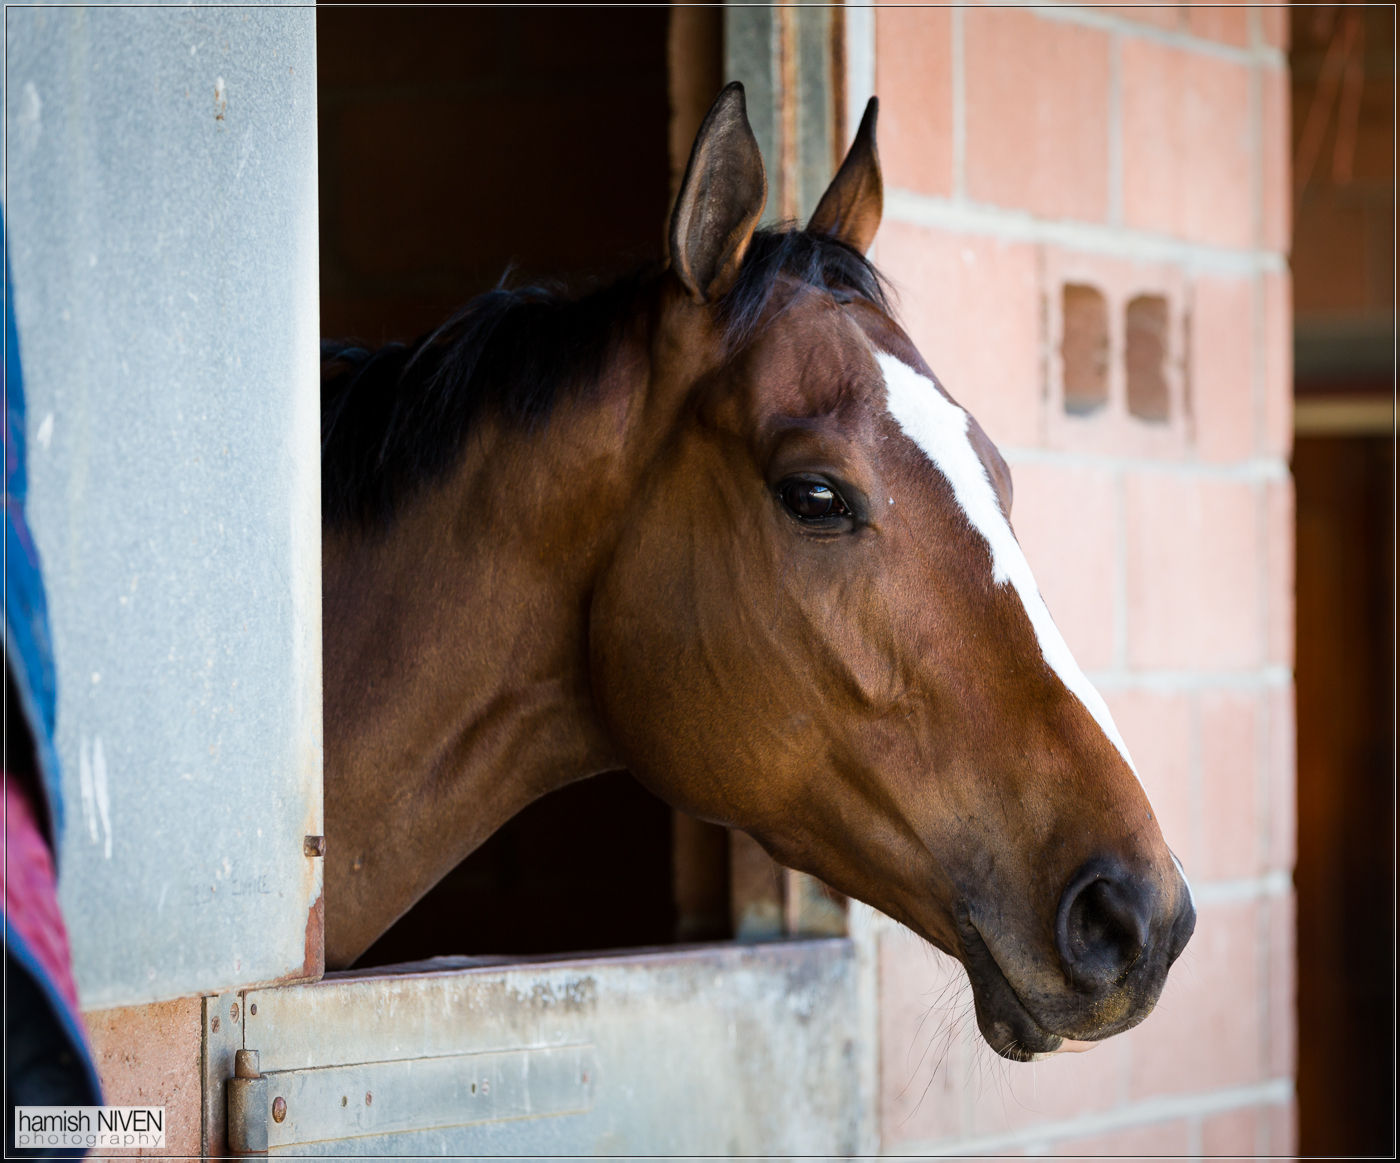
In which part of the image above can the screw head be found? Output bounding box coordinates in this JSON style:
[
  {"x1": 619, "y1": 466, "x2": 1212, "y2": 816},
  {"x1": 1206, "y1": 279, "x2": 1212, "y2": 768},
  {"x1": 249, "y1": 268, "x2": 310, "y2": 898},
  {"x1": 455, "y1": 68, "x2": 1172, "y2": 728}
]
[
  {"x1": 272, "y1": 1097, "x2": 286, "y2": 1124},
  {"x1": 364, "y1": 1092, "x2": 373, "y2": 1106},
  {"x1": 229, "y1": 1002, "x2": 240, "y2": 1023},
  {"x1": 249, "y1": 1003, "x2": 258, "y2": 1017}
]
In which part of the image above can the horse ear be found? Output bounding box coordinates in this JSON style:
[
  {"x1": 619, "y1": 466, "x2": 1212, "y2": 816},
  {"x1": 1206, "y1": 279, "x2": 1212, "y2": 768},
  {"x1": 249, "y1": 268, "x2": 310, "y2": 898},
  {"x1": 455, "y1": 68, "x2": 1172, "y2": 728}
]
[
  {"x1": 807, "y1": 97, "x2": 883, "y2": 253},
  {"x1": 668, "y1": 82, "x2": 768, "y2": 303}
]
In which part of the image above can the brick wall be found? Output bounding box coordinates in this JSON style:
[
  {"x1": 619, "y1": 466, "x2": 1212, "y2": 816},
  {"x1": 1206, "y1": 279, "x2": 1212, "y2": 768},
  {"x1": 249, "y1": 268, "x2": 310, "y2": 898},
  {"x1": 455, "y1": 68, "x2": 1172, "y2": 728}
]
[{"x1": 864, "y1": 6, "x2": 1294, "y2": 1155}]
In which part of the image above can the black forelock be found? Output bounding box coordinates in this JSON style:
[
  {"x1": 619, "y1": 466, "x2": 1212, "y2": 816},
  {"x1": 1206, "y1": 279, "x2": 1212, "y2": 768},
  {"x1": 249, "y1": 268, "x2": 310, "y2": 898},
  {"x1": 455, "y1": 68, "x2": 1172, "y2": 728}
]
[
  {"x1": 320, "y1": 228, "x2": 891, "y2": 530},
  {"x1": 716, "y1": 226, "x2": 893, "y2": 347}
]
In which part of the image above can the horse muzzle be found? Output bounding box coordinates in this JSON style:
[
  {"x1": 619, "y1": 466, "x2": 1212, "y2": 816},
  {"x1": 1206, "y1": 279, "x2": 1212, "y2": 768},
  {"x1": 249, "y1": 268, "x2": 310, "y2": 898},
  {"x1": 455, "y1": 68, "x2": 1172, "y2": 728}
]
[{"x1": 957, "y1": 855, "x2": 1197, "y2": 1062}]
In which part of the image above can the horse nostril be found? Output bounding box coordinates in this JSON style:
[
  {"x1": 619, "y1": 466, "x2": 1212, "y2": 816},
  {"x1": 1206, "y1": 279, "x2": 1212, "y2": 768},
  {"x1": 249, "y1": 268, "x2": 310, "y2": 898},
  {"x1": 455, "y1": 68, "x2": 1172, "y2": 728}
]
[{"x1": 1056, "y1": 861, "x2": 1153, "y2": 992}]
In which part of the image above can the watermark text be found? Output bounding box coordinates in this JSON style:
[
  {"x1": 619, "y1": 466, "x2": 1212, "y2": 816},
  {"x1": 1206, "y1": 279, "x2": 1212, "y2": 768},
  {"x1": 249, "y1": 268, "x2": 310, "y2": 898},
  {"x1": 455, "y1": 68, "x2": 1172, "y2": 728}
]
[{"x1": 15, "y1": 1106, "x2": 166, "y2": 1149}]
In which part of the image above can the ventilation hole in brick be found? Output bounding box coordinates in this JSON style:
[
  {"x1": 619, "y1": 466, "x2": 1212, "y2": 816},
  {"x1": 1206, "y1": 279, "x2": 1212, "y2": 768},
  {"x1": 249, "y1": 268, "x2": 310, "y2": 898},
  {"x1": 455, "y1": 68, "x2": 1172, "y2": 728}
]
[
  {"x1": 1180, "y1": 307, "x2": 1193, "y2": 432},
  {"x1": 1061, "y1": 284, "x2": 1109, "y2": 416},
  {"x1": 1126, "y1": 294, "x2": 1171, "y2": 422}
]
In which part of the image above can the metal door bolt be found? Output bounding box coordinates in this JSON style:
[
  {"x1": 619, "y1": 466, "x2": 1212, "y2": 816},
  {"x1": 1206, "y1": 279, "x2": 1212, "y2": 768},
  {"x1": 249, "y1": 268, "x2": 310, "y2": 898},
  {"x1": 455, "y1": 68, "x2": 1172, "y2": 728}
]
[{"x1": 227, "y1": 1049, "x2": 268, "y2": 1155}]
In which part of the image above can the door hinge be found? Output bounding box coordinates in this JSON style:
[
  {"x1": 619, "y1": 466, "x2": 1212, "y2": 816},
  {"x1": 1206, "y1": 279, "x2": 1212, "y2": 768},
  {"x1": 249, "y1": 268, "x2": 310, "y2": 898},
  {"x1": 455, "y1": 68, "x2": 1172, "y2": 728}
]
[{"x1": 227, "y1": 1048, "x2": 268, "y2": 1155}]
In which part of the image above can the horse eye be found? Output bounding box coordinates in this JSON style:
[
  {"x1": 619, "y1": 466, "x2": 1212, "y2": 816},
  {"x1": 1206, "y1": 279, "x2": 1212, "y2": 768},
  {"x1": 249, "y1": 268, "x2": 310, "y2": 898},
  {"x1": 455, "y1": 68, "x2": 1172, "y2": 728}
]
[{"x1": 778, "y1": 478, "x2": 850, "y2": 522}]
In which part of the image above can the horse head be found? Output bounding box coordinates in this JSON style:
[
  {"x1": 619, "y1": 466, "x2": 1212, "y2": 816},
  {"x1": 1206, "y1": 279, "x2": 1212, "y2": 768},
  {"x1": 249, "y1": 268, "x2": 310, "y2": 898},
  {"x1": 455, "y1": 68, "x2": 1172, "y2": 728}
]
[{"x1": 590, "y1": 84, "x2": 1195, "y2": 1060}]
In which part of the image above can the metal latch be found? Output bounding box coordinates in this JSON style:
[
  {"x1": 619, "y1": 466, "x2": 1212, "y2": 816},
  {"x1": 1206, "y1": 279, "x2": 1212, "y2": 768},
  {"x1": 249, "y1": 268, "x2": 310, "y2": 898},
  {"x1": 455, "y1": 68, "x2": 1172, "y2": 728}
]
[{"x1": 227, "y1": 1049, "x2": 268, "y2": 1155}]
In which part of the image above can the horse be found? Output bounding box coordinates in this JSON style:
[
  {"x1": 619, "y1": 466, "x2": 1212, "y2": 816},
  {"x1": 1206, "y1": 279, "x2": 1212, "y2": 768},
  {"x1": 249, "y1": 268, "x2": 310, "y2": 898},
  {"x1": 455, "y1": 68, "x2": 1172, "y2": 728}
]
[{"x1": 318, "y1": 83, "x2": 1195, "y2": 1061}]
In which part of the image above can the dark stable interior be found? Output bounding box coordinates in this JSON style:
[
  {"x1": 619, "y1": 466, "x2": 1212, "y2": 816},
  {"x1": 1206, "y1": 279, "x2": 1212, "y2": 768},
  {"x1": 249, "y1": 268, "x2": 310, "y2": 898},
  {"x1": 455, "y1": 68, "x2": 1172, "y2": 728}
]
[
  {"x1": 318, "y1": 7, "x2": 729, "y2": 965},
  {"x1": 318, "y1": 7, "x2": 671, "y2": 343},
  {"x1": 1293, "y1": 431, "x2": 1394, "y2": 1155},
  {"x1": 1289, "y1": 8, "x2": 1395, "y2": 1153}
]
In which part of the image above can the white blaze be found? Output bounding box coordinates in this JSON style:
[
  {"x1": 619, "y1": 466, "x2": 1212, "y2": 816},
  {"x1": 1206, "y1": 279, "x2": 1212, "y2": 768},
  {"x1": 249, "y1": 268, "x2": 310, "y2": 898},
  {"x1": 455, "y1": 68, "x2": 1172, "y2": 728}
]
[{"x1": 876, "y1": 352, "x2": 1139, "y2": 778}]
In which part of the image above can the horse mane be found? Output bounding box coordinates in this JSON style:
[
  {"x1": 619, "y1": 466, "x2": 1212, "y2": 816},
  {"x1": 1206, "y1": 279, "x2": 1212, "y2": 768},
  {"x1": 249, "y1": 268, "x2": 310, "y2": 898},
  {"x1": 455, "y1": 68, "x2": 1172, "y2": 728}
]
[{"x1": 321, "y1": 228, "x2": 892, "y2": 529}]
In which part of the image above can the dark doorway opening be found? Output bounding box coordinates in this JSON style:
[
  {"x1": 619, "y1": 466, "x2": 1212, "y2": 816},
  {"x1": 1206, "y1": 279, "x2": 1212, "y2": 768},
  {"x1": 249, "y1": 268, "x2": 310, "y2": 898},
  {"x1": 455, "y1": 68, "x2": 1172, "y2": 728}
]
[
  {"x1": 318, "y1": 7, "x2": 733, "y2": 965},
  {"x1": 317, "y1": 7, "x2": 672, "y2": 343},
  {"x1": 1289, "y1": 6, "x2": 1396, "y2": 1153},
  {"x1": 359, "y1": 772, "x2": 684, "y2": 964}
]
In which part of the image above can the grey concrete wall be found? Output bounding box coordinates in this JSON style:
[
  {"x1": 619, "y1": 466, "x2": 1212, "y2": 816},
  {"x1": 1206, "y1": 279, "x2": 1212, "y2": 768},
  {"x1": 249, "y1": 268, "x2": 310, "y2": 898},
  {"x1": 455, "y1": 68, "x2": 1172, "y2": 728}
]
[{"x1": 5, "y1": 5, "x2": 323, "y2": 1009}]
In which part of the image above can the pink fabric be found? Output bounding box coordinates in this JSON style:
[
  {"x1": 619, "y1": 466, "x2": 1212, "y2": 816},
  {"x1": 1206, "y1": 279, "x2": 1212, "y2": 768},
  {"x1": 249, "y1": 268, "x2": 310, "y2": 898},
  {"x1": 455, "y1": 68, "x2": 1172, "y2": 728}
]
[{"x1": 4, "y1": 773, "x2": 82, "y2": 1015}]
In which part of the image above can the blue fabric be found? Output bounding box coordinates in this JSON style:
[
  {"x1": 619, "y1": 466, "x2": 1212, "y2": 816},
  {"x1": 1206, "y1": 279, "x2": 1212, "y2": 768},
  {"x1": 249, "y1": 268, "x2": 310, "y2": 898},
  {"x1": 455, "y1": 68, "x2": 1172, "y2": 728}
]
[
  {"x1": 6, "y1": 927, "x2": 104, "y2": 1128},
  {"x1": 4, "y1": 206, "x2": 103, "y2": 1129},
  {"x1": 5, "y1": 239, "x2": 63, "y2": 852}
]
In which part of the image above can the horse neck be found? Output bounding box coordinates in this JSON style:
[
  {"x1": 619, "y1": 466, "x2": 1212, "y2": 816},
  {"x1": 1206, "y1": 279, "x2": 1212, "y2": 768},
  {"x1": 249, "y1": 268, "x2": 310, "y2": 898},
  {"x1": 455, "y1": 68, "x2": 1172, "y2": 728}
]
[{"x1": 320, "y1": 331, "x2": 660, "y2": 968}]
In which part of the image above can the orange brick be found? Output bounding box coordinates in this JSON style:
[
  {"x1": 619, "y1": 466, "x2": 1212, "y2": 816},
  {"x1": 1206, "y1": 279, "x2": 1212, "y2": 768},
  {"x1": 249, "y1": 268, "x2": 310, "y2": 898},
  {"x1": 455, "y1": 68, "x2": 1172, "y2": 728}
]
[
  {"x1": 1124, "y1": 898, "x2": 1263, "y2": 1096},
  {"x1": 965, "y1": 1031, "x2": 1131, "y2": 1138},
  {"x1": 878, "y1": 928, "x2": 969, "y2": 1147},
  {"x1": 1107, "y1": 3, "x2": 1183, "y2": 31},
  {"x1": 876, "y1": 8, "x2": 954, "y2": 199},
  {"x1": 1258, "y1": 4, "x2": 1290, "y2": 51},
  {"x1": 1050, "y1": 1116, "x2": 1193, "y2": 1156},
  {"x1": 1265, "y1": 477, "x2": 1294, "y2": 668},
  {"x1": 964, "y1": 10, "x2": 1111, "y2": 220},
  {"x1": 1266, "y1": 890, "x2": 1298, "y2": 1078},
  {"x1": 1186, "y1": 0, "x2": 1251, "y2": 46},
  {"x1": 1007, "y1": 462, "x2": 1119, "y2": 672},
  {"x1": 877, "y1": 222, "x2": 1043, "y2": 449},
  {"x1": 84, "y1": 997, "x2": 203, "y2": 1157},
  {"x1": 1261, "y1": 65, "x2": 1291, "y2": 253},
  {"x1": 1198, "y1": 689, "x2": 1262, "y2": 881},
  {"x1": 1121, "y1": 40, "x2": 1253, "y2": 248},
  {"x1": 1260, "y1": 271, "x2": 1293, "y2": 460},
  {"x1": 1125, "y1": 475, "x2": 1263, "y2": 669},
  {"x1": 1263, "y1": 683, "x2": 1296, "y2": 874},
  {"x1": 1202, "y1": 1105, "x2": 1263, "y2": 1155},
  {"x1": 1105, "y1": 689, "x2": 1197, "y2": 873},
  {"x1": 1266, "y1": 1096, "x2": 1299, "y2": 1155},
  {"x1": 1189, "y1": 275, "x2": 1255, "y2": 464}
]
